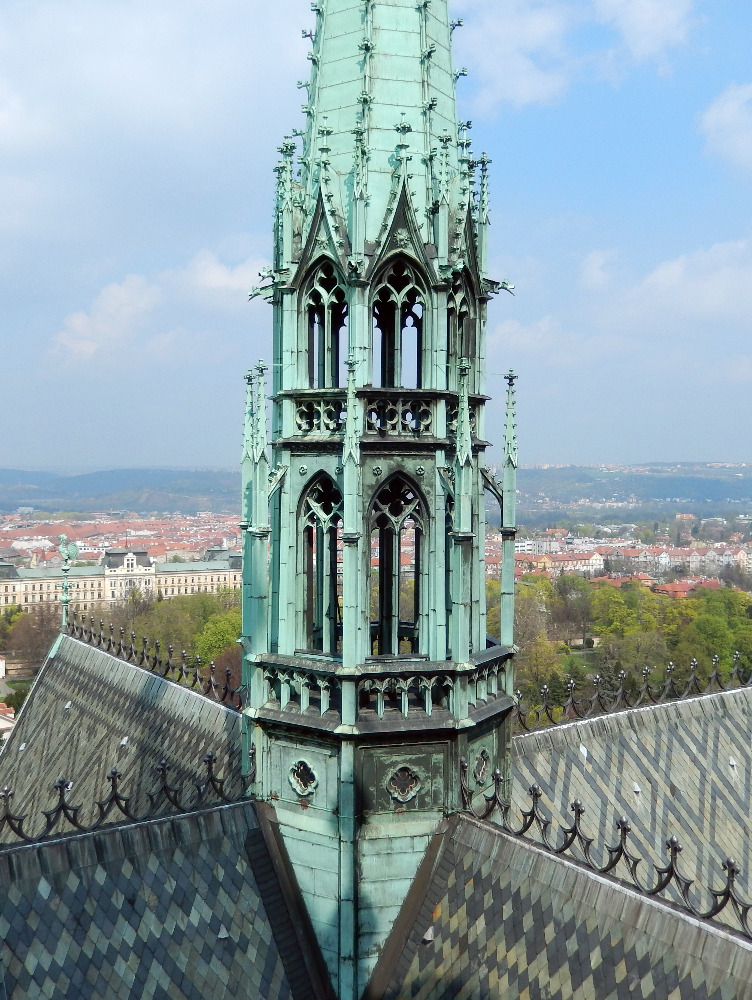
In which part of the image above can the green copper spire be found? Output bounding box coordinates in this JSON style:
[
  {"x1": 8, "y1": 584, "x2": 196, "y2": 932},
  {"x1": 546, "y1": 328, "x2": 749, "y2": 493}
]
[
  {"x1": 282, "y1": 0, "x2": 471, "y2": 271},
  {"x1": 501, "y1": 371, "x2": 518, "y2": 651},
  {"x1": 241, "y1": 363, "x2": 271, "y2": 658},
  {"x1": 57, "y1": 534, "x2": 79, "y2": 631},
  {"x1": 243, "y1": 3, "x2": 516, "y2": 996}
]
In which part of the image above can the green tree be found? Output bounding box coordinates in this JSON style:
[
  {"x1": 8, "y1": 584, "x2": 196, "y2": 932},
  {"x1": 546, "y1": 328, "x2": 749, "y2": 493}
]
[
  {"x1": 514, "y1": 577, "x2": 554, "y2": 654},
  {"x1": 0, "y1": 606, "x2": 23, "y2": 650},
  {"x1": 3, "y1": 607, "x2": 59, "y2": 668},
  {"x1": 486, "y1": 578, "x2": 500, "y2": 641},
  {"x1": 590, "y1": 586, "x2": 640, "y2": 638},
  {"x1": 4, "y1": 680, "x2": 32, "y2": 713},
  {"x1": 516, "y1": 632, "x2": 561, "y2": 699},
  {"x1": 195, "y1": 608, "x2": 243, "y2": 664},
  {"x1": 553, "y1": 575, "x2": 592, "y2": 644}
]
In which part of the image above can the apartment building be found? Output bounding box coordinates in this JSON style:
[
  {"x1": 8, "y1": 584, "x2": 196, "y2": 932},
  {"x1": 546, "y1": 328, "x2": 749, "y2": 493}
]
[{"x1": 0, "y1": 547, "x2": 241, "y2": 613}]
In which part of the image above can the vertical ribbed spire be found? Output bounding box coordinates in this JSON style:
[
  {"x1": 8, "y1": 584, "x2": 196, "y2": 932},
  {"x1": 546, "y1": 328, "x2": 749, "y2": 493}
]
[
  {"x1": 503, "y1": 371, "x2": 518, "y2": 472},
  {"x1": 342, "y1": 355, "x2": 360, "y2": 469},
  {"x1": 240, "y1": 370, "x2": 255, "y2": 527},
  {"x1": 291, "y1": 0, "x2": 463, "y2": 249},
  {"x1": 500, "y1": 372, "x2": 518, "y2": 651}
]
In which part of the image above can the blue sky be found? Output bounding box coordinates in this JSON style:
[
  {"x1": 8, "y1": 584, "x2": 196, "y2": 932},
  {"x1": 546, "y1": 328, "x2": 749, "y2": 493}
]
[{"x1": 2, "y1": 0, "x2": 752, "y2": 470}]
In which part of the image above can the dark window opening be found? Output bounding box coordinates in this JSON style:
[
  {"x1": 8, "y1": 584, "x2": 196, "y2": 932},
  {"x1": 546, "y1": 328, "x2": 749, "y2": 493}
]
[
  {"x1": 301, "y1": 476, "x2": 343, "y2": 654},
  {"x1": 372, "y1": 261, "x2": 425, "y2": 389},
  {"x1": 305, "y1": 262, "x2": 348, "y2": 388},
  {"x1": 446, "y1": 277, "x2": 475, "y2": 391},
  {"x1": 370, "y1": 476, "x2": 424, "y2": 656}
]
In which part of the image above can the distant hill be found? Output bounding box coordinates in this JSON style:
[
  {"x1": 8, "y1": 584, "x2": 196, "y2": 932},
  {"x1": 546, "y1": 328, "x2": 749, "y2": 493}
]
[
  {"x1": 515, "y1": 464, "x2": 752, "y2": 505},
  {"x1": 0, "y1": 468, "x2": 241, "y2": 515},
  {"x1": 2, "y1": 463, "x2": 752, "y2": 517}
]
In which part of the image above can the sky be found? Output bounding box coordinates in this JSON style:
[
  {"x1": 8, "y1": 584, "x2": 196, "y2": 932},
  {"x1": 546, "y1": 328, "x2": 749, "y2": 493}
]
[{"x1": 2, "y1": 0, "x2": 752, "y2": 471}]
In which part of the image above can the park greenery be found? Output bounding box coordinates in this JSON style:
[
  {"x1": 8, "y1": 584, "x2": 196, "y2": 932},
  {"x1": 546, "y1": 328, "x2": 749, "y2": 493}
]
[
  {"x1": 0, "y1": 589, "x2": 243, "y2": 712},
  {"x1": 488, "y1": 574, "x2": 752, "y2": 704},
  {"x1": 3, "y1": 571, "x2": 752, "y2": 717}
]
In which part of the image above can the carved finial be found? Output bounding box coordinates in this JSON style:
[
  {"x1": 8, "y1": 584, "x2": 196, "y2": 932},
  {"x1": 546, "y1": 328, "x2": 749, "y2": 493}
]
[
  {"x1": 394, "y1": 113, "x2": 413, "y2": 138},
  {"x1": 479, "y1": 152, "x2": 491, "y2": 224},
  {"x1": 455, "y1": 359, "x2": 473, "y2": 467},
  {"x1": 504, "y1": 372, "x2": 518, "y2": 469},
  {"x1": 352, "y1": 116, "x2": 368, "y2": 199},
  {"x1": 342, "y1": 354, "x2": 361, "y2": 468}
]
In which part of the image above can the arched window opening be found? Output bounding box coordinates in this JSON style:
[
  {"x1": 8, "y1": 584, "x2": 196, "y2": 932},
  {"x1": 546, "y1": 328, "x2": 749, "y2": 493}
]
[
  {"x1": 446, "y1": 277, "x2": 475, "y2": 390},
  {"x1": 369, "y1": 476, "x2": 425, "y2": 656},
  {"x1": 301, "y1": 476, "x2": 343, "y2": 654},
  {"x1": 305, "y1": 262, "x2": 348, "y2": 389},
  {"x1": 372, "y1": 260, "x2": 425, "y2": 389}
]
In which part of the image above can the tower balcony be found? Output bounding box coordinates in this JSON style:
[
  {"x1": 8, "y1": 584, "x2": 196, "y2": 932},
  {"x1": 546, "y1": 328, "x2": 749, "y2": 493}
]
[
  {"x1": 248, "y1": 646, "x2": 513, "y2": 735},
  {"x1": 278, "y1": 387, "x2": 487, "y2": 446}
]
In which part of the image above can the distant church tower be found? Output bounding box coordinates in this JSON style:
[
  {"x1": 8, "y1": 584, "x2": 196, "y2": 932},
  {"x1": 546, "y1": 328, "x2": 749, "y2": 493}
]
[{"x1": 241, "y1": 1, "x2": 517, "y2": 996}]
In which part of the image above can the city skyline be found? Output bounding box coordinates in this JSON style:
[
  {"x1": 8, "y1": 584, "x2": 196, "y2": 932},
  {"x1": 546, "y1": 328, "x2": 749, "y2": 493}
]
[{"x1": 2, "y1": 0, "x2": 752, "y2": 468}]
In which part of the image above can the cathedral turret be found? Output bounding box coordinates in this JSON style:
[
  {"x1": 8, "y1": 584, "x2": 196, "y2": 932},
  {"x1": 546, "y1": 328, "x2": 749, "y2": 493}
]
[{"x1": 242, "y1": 2, "x2": 516, "y2": 996}]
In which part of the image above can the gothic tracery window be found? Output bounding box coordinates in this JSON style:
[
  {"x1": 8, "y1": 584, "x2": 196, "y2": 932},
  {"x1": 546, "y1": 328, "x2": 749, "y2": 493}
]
[
  {"x1": 300, "y1": 475, "x2": 343, "y2": 654},
  {"x1": 446, "y1": 275, "x2": 476, "y2": 390},
  {"x1": 305, "y1": 262, "x2": 348, "y2": 389},
  {"x1": 369, "y1": 475, "x2": 425, "y2": 656},
  {"x1": 372, "y1": 260, "x2": 425, "y2": 389}
]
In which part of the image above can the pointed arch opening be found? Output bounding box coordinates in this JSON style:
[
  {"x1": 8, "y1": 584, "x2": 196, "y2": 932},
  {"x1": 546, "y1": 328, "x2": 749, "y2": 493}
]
[
  {"x1": 299, "y1": 475, "x2": 343, "y2": 654},
  {"x1": 304, "y1": 261, "x2": 349, "y2": 389},
  {"x1": 446, "y1": 274, "x2": 477, "y2": 391},
  {"x1": 372, "y1": 259, "x2": 426, "y2": 390},
  {"x1": 369, "y1": 475, "x2": 426, "y2": 656}
]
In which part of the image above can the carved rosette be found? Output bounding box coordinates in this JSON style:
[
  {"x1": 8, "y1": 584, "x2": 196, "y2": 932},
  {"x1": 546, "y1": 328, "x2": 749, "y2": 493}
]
[
  {"x1": 386, "y1": 765, "x2": 421, "y2": 804},
  {"x1": 289, "y1": 759, "x2": 318, "y2": 796},
  {"x1": 473, "y1": 748, "x2": 490, "y2": 785}
]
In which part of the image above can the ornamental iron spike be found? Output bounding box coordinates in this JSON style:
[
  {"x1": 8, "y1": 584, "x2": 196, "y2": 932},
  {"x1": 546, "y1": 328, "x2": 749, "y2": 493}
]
[{"x1": 458, "y1": 767, "x2": 752, "y2": 940}]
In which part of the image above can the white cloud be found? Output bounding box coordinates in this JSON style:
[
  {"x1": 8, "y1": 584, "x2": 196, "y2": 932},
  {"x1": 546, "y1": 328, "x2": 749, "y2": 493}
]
[
  {"x1": 167, "y1": 251, "x2": 266, "y2": 299},
  {"x1": 450, "y1": 0, "x2": 695, "y2": 114},
  {"x1": 51, "y1": 250, "x2": 270, "y2": 362},
  {"x1": 452, "y1": 0, "x2": 574, "y2": 111},
  {"x1": 579, "y1": 250, "x2": 617, "y2": 290},
  {"x1": 0, "y1": 80, "x2": 51, "y2": 150},
  {"x1": 699, "y1": 83, "x2": 752, "y2": 173},
  {"x1": 619, "y1": 237, "x2": 752, "y2": 334},
  {"x1": 592, "y1": 0, "x2": 693, "y2": 61},
  {"x1": 54, "y1": 275, "x2": 161, "y2": 359},
  {"x1": 488, "y1": 235, "x2": 752, "y2": 391},
  {"x1": 489, "y1": 314, "x2": 625, "y2": 367}
]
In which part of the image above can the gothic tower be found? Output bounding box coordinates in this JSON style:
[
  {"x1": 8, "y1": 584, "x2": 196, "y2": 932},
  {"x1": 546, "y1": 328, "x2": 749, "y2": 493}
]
[{"x1": 241, "y1": 2, "x2": 517, "y2": 996}]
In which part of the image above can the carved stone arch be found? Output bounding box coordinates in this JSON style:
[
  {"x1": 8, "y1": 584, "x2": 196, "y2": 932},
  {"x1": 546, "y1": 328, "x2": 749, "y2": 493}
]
[
  {"x1": 370, "y1": 256, "x2": 427, "y2": 391},
  {"x1": 368, "y1": 472, "x2": 428, "y2": 657},
  {"x1": 301, "y1": 259, "x2": 349, "y2": 389},
  {"x1": 298, "y1": 473, "x2": 344, "y2": 654}
]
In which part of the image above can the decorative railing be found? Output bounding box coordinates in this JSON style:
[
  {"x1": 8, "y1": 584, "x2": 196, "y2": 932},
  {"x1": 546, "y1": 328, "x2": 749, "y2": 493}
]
[
  {"x1": 66, "y1": 614, "x2": 242, "y2": 710},
  {"x1": 294, "y1": 394, "x2": 346, "y2": 433},
  {"x1": 515, "y1": 653, "x2": 752, "y2": 733},
  {"x1": 262, "y1": 665, "x2": 342, "y2": 718},
  {"x1": 365, "y1": 396, "x2": 433, "y2": 436},
  {"x1": 356, "y1": 658, "x2": 510, "y2": 721},
  {"x1": 460, "y1": 767, "x2": 752, "y2": 942},
  {"x1": 468, "y1": 660, "x2": 507, "y2": 708},
  {"x1": 0, "y1": 750, "x2": 253, "y2": 850},
  {"x1": 446, "y1": 401, "x2": 478, "y2": 436},
  {"x1": 358, "y1": 674, "x2": 453, "y2": 718}
]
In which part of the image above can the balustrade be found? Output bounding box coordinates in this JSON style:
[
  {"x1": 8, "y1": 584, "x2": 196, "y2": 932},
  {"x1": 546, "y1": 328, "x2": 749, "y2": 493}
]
[
  {"x1": 365, "y1": 396, "x2": 433, "y2": 436},
  {"x1": 357, "y1": 674, "x2": 454, "y2": 719},
  {"x1": 261, "y1": 665, "x2": 341, "y2": 720},
  {"x1": 446, "y1": 400, "x2": 478, "y2": 436},
  {"x1": 294, "y1": 394, "x2": 346, "y2": 434}
]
